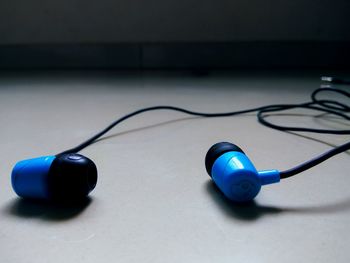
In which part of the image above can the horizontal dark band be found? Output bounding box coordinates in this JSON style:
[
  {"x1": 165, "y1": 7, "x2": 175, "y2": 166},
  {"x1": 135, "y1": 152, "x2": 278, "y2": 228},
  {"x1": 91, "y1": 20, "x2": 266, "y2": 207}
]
[{"x1": 0, "y1": 41, "x2": 349, "y2": 69}]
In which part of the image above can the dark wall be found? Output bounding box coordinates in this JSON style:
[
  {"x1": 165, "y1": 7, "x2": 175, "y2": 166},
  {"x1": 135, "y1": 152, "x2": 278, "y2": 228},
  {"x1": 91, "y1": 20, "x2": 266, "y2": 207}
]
[
  {"x1": 1, "y1": 0, "x2": 349, "y2": 43},
  {"x1": 0, "y1": 1, "x2": 349, "y2": 68}
]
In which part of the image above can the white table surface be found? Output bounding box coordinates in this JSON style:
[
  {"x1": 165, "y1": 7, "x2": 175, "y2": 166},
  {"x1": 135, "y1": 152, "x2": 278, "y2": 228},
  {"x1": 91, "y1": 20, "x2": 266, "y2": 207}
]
[{"x1": 0, "y1": 70, "x2": 349, "y2": 263}]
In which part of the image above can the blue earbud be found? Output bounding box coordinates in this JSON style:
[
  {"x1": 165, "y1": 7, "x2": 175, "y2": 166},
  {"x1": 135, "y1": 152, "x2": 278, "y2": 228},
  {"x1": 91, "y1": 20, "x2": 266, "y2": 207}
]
[
  {"x1": 11, "y1": 153, "x2": 97, "y2": 201},
  {"x1": 205, "y1": 142, "x2": 280, "y2": 202}
]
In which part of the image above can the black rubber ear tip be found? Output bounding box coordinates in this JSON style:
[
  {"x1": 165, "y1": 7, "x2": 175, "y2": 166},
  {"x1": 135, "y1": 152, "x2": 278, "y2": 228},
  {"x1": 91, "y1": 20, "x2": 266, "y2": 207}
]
[
  {"x1": 205, "y1": 142, "x2": 244, "y2": 176},
  {"x1": 48, "y1": 153, "x2": 97, "y2": 201}
]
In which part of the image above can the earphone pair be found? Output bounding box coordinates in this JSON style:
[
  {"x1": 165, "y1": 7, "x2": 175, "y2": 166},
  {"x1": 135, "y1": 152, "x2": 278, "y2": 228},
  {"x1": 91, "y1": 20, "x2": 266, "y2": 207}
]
[{"x1": 11, "y1": 141, "x2": 279, "y2": 203}]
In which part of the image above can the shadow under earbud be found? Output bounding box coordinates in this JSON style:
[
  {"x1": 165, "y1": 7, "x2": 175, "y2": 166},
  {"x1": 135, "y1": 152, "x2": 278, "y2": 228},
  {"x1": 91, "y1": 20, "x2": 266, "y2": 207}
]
[
  {"x1": 3, "y1": 197, "x2": 92, "y2": 221},
  {"x1": 205, "y1": 180, "x2": 283, "y2": 221},
  {"x1": 205, "y1": 180, "x2": 350, "y2": 221}
]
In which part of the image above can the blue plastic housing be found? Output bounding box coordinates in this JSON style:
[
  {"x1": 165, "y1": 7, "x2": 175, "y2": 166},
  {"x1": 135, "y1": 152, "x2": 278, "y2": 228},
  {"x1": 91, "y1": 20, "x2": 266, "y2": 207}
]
[
  {"x1": 11, "y1": 156, "x2": 56, "y2": 199},
  {"x1": 211, "y1": 151, "x2": 280, "y2": 202}
]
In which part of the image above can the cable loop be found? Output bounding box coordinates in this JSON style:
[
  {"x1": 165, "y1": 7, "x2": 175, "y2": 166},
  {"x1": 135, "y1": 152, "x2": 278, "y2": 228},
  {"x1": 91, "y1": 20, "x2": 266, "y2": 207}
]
[{"x1": 59, "y1": 77, "x2": 350, "y2": 179}]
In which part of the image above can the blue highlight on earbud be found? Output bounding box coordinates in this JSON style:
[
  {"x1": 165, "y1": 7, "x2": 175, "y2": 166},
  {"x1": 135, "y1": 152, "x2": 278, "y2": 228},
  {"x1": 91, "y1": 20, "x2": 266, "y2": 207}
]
[
  {"x1": 11, "y1": 155, "x2": 55, "y2": 199},
  {"x1": 206, "y1": 142, "x2": 280, "y2": 202}
]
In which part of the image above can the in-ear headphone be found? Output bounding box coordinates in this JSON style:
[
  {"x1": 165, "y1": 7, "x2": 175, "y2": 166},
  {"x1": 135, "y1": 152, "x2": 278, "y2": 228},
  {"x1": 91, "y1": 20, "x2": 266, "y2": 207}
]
[
  {"x1": 205, "y1": 142, "x2": 280, "y2": 202},
  {"x1": 12, "y1": 153, "x2": 97, "y2": 201},
  {"x1": 10, "y1": 76, "x2": 350, "y2": 203},
  {"x1": 204, "y1": 137, "x2": 350, "y2": 202}
]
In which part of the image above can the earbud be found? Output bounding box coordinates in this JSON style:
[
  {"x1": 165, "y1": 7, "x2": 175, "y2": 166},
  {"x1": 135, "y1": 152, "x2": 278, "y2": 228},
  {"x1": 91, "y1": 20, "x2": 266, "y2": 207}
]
[
  {"x1": 11, "y1": 153, "x2": 97, "y2": 201},
  {"x1": 205, "y1": 142, "x2": 280, "y2": 202}
]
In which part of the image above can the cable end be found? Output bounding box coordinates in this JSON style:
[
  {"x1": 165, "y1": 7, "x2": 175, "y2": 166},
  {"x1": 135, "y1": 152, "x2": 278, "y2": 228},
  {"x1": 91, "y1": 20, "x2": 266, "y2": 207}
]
[
  {"x1": 321, "y1": 76, "x2": 334, "y2": 83},
  {"x1": 321, "y1": 76, "x2": 348, "y2": 84}
]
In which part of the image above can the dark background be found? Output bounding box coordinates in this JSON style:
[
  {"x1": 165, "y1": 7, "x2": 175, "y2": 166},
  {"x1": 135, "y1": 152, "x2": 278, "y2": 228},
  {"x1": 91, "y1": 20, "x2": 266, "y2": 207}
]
[{"x1": 1, "y1": 0, "x2": 349, "y2": 69}]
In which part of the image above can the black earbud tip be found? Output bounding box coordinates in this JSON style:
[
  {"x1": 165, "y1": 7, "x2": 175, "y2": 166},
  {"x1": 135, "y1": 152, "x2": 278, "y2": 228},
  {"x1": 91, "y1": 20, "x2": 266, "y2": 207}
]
[
  {"x1": 48, "y1": 153, "x2": 97, "y2": 201},
  {"x1": 205, "y1": 142, "x2": 244, "y2": 176}
]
